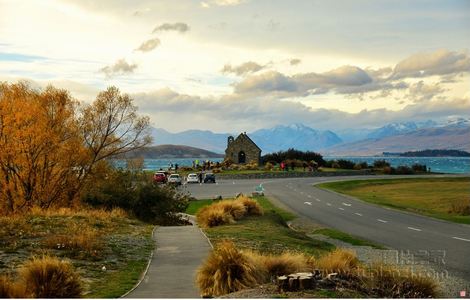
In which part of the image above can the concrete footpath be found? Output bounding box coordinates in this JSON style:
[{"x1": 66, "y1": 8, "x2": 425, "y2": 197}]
[{"x1": 124, "y1": 225, "x2": 212, "y2": 298}]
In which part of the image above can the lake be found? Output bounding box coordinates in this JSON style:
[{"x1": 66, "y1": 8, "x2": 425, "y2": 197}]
[{"x1": 113, "y1": 156, "x2": 470, "y2": 174}]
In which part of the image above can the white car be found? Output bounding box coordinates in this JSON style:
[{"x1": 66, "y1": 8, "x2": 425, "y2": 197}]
[
  {"x1": 167, "y1": 174, "x2": 182, "y2": 185},
  {"x1": 186, "y1": 173, "x2": 199, "y2": 183}
]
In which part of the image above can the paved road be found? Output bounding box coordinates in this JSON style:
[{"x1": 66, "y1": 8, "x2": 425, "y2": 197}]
[
  {"x1": 125, "y1": 226, "x2": 211, "y2": 298},
  {"x1": 185, "y1": 175, "x2": 470, "y2": 285}
]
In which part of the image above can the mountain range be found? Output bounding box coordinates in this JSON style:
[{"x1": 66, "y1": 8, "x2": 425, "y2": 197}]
[{"x1": 150, "y1": 118, "x2": 470, "y2": 156}]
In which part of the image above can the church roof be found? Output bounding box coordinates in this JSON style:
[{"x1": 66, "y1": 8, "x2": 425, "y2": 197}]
[{"x1": 235, "y1": 132, "x2": 261, "y2": 151}]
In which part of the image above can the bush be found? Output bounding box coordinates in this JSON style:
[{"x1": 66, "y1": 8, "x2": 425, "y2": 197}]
[
  {"x1": 196, "y1": 241, "x2": 264, "y2": 297},
  {"x1": 354, "y1": 162, "x2": 369, "y2": 170},
  {"x1": 19, "y1": 256, "x2": 82, "y2": 298},
  {"x1": 220, "y1": 200, "x2": 247, "y2": 220},
  {"x1": 412, "y1": 163, "x2": 427, "y2": 172},
  {"x1": 336, "y1": 159, "x2": 355, "y2": 169},
  {"x1": 395, "y1": 165, "x2": 414, "y2": 174},
  {"x1": 367, "y1": 264, "x2": 438, "y2": 298},
  {"x1": 82, "y1": 169, "x2": 190, "y2": 225},
  {"x1": 373, "y1": 159, "x2": 390, "y2": 168},
  {"x1": 262, "y1": 149, "x2": 325, "y2": 166}
]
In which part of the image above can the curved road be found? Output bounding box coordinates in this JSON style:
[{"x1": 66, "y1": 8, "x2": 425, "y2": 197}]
[{"x1": 185, "y1": 175, "x2": 470, "y2": 286}]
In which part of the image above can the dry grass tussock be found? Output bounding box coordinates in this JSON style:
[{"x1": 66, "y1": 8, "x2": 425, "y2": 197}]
[
  {"x1": 449, "y1": 198, "x2": 470, "y2": 215},
  {"x1": 0, "y1": 275, "x2": 28, "y2": 298},
  {"x1": 196, "y1": 197, "x2": 263, "y2": 228},
  {"x1": 315, "y1": 248, "x2": 360, "y2": 276},
  {"x1": 196, "y1": 241, "x2": 312, "y2": 297},
  {"x1": 19, "y1": 256, "x2": 83, "y2": 298},
  {"x1": 196, "y1": 241, "x2": 265, "y2": 297},
  {"x1": 0, "y1": 256, "x2": 82, "y2": 298},
  {"x1": 255, "y1": 252, "x2": 311, "y2": 277}
]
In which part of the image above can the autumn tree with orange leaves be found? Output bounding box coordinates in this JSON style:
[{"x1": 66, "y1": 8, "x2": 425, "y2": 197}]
[{"x1": 0, "y1": 82, "x2": 150, "y2": 215}]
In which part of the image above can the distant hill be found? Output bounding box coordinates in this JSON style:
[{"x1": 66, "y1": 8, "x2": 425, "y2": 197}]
[
  {"x1": 398, "y1": 149, "x2": 470, "y2": 157},
  {"x1": 325, "y1": 126, "x2": 470, "y2": 156},
  {"x1": 124, "y1": 145, "x2": 224, "y2": 159},
  {"x1": 151, "y1": 128, "x2": 229, "y2": 153}
]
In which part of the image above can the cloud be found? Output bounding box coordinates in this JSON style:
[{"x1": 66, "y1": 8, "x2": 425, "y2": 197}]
[
  {"x1": 201, "y1": 0, "x2": 246, "y2": 8},
  {"x1": 289, "y1": 58, "x2": 301, "y2": 66},
  {"x1": 406, "y1": 81, "x2": 446, "y2": 102},
  {"x1": 221, "y1": 61, "x2": 266, "y2": 76},
  {"x1": 234, "y1": 71, "x2": 299, "y2": 95},
  {"x1": 135, "y1": 38, "x2": 161, "y2": 52},
  {"x1": 233, "y1": 66, "x2": 378, "y2": 96},
  {"x1": 132, "y1": 87, "x2": 470, "y2": 132},
  {"x1": 99, "y1": 59, "x2": 137, "y2": 77},
  {"x1": 392, "y1": 49, "x2": 470, "y2": 79},
  {"x1": 152, "y1": 22, "x2": 190, "y2": 33}
]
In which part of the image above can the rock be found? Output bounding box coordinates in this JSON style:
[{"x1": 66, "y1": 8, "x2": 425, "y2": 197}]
[{"x1": 213, "y1": 195, "x2": 222, "y2": 200}]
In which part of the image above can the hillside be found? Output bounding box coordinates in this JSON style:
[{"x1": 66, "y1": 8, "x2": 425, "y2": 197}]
[
  {"x1": 124, "y1": 145, "x2": 224, "y2": 159},
  {"x1": 324, "y1": 126, "x2": 470, "y2": 156}
]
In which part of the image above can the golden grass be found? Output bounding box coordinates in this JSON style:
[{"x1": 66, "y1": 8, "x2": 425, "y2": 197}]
[
  {"x1": 237, "y1": 196, "x2": 264, "y2": 216},
  {"x1": 257, "y1": 252, "x2": 310, "y2": 277},
  {"x1": 29, "y1": 206, "x2": 128, "y2": 220},
  {"x1": 0, "y1": 275, "x2": 29, "y2": 298},
  {"x1": 197, "y1": 205, "x2": 235, "y2": 228},
  {"x1": 315, "y1": 248, "x2": 360, "y2": 275},
  {"x1": 196, "y1": 197, "x2": 263, "y2": 228},
  {"x1": 196, "y1": 241, "x2": 265, "y2": 297},
  {"x1": 43, "y1": 225, "x2": 102, "y2": 254},
  {"x1": 19, "y1": 256, "x2": 83, "y2": 298}
]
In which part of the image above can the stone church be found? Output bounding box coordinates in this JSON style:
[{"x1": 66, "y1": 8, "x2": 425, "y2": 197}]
[{"x1": 225, "y1": 132, "x2": 261, "y2": 165}]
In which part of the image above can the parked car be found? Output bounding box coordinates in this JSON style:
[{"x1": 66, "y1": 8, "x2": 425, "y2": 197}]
[
  {"x1": 203, "y1": 173, "x2": 216, "y2": 183},
  {"x1": 186, "y1": 173, "x2": 199, "y2": 183},
  {"x1": 167, "y1": 173, "x2": 182, "y2": 185},
  {"x1": 153, "y1": 172, "x2": 167, "y2": 184}
]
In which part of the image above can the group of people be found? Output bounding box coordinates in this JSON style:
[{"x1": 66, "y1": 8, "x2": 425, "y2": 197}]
[
  {"x1": 192, "y1": 160, "x2": 220, "y2": 171},
  {"x1": 279, "y1": 161, "x2": 317, "y2": 172}
]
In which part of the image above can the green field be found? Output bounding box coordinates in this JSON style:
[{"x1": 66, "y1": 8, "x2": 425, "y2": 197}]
[
  {"x1": 318, "y1": 177, "x2": 470, "y2": 224},
  {"x1": 186, "y1": 196, "x2": 334, "y2": 256}
]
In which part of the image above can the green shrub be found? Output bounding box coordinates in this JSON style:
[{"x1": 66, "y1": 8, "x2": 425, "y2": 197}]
[
  {"x1": 373, "y1": 159, "x2": 390, "y2": 168},
  {"x1": 82, "y1": 168, "x2": 190, "y2": 225}
]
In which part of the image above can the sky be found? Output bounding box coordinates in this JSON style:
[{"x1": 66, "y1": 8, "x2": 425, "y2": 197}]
[{"x1": 1, "y1": 0, "x2": 469, "y2": 133}]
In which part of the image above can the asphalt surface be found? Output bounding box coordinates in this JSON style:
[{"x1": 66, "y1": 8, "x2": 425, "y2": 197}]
[
  {"x1": 124, "y1": 226, "x2": 211, "y2": 298},
  {"x1": 184, "y1": 175, "x2": 470, "y2": 285}
]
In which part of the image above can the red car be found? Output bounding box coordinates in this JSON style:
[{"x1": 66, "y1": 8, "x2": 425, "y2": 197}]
[{"x1": 153, "y1": 172, "x2": 167, "y2": 183}]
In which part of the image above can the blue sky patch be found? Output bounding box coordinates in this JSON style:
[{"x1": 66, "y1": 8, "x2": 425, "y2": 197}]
[{"x1": 0, "y1": 52, "x2": 47, "y2": 62}]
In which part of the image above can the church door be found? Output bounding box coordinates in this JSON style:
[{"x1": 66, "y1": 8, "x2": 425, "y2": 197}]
[{"x1": 238, "y1": 151, "x2": 246, "y2": 164}]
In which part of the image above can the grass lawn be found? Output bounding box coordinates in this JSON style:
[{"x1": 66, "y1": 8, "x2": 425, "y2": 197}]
[
  {"x1": 190, "y1": 196, "x2": 334, "y2": 256},
  {"x1": 0, "y1": 209, "x2": 154, "y2": 298},
  {"x1": 318, "y1": 177, "x2": 470, "y2": 224},
  {"x1": 312, "y1": 228, "x2": 385, "y2": 249}
]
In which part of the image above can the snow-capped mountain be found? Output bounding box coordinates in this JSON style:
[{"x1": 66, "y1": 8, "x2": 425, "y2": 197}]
[
  {"x1": 250, "y1": 123, "x2": 343, "y2": 153},
  {"x1": 366, "y1": 122, "x2": 419, "y2": 139}
]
